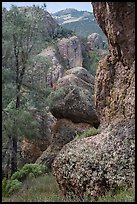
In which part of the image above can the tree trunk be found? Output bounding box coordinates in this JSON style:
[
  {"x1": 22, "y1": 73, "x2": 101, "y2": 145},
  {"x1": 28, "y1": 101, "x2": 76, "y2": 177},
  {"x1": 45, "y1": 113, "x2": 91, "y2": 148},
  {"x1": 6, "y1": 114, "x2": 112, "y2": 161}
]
[{"x1": 11, "y1": 136, "x2": 17, "y2": 175}]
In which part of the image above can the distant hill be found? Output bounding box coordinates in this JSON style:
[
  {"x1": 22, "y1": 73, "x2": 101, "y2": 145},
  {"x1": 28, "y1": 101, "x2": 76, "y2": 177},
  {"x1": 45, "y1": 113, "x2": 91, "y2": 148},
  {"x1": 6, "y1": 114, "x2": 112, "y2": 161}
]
[{"x1": 52, "y1": 8, "x2": 107, "y2": 41}]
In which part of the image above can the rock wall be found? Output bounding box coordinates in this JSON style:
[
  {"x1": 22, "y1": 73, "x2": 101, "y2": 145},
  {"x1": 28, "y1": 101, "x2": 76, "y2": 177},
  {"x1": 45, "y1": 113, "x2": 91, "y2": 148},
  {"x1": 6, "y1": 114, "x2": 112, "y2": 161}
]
[
  {"x1": 93, "y1": 2, "x2": 135, "y2": 125},
  {"x1": 52, "y1": 2, "x2": 135, "y2": 200},
  {"x1": 57, "y1": 36, "x2": 83, "y2": 69}
]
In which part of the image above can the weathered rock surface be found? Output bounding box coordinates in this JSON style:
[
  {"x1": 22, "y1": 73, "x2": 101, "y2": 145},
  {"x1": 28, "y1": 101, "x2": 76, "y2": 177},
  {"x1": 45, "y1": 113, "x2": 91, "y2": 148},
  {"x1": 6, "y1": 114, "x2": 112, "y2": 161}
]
[
  {"x1": 52, "y1": 2, "x2": 135, "y2": 199},
  {"x1": 57, "y1": 36, "x2": 83, "y2": 68},
  {"x1": 38, "y1": 47, "x2": 64, "y2": 88},
  {"x1": 36, "y1": 119, "x2": 92, "y2": 168},
  {"x1": 37, "y1": 35, "x2": 83, "y2": 88},
  {"x1": 53, "y1": 119, "x2": 135, "y2": 199},
  {"x1": 92, "y1": 2, "x2": 135, "y2": 68},
  {"x1": 21, "y1": 138, "x2": 42, "y2": 163},
  {"x1": 87, "y1": 33, "x2": 103, "y2": 49},
  {"x1": 95, "y1": 57, "x2": 135, "y2": 125},
  {"x1": 49, "y1": 67, "x2": 100, "y2": 128},
  {"x1": 93, "y1": 2, "x2": 135, "y2": 125}
]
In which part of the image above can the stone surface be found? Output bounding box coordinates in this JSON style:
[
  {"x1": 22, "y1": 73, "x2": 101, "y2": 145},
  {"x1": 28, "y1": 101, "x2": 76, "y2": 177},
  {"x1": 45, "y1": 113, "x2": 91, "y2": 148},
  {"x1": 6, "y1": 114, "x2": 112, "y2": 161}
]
[
  {"x1": 49, "y1": 67, "x2": 100, "y2": 128},
  {"x1": 92, "y1": 2, "x2": 135, "y2": 125},
  {"x1": 87, "y1": 33, "x2": 103, "y2": 49},
  {"x1": 53, "y1": 119, "x2": 135, "y2": 199},
  {"x1": 57, "y1": 36, "x2": 83, "y2": 68},
  {"x1": 38, "y1": 47, "x2": 64, "y2": 88},
  {"x1": 52, "y1": 2, "x2": 135, "y2": 200},
  {"x1": 21, "y1": 138, "x2": 42, "y2": 163},
  {"x1": 36, "y1": 119, "x2": 92, "y2": 168}
]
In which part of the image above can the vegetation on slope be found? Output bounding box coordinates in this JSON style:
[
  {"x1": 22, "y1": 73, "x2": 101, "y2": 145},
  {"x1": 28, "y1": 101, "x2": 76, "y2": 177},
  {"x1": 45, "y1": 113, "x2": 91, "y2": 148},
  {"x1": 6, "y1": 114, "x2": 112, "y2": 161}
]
[{"x1": 2, "y1": 172, "x2": 135, "y2": 202}]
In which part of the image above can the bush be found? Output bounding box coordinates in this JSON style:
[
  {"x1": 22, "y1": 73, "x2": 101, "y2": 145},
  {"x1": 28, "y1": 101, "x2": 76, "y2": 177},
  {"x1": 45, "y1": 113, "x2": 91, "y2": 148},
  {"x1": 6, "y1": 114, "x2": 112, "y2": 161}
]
[
  {"x1": 11, "y1": 163, "x2": 49, "y2": 181},
  {"x1": 2, "y1": 163, "x2": 49, "y2": 197},
  {"x1": 76, "y1": 127, "x2": 99, "y2": 139},
  {"x1": 2, "y1": 178, "x2": 22, "y2": 197},
  {"x1": 46, "y1": 88, "x2": 65, "y2": 109}
]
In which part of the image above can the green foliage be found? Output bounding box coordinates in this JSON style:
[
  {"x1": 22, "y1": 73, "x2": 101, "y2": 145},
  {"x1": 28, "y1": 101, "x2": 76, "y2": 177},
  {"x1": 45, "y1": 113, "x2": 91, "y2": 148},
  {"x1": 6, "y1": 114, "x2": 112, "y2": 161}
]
[
  {"x1": 2, "y1": 174, "x2": 135, "y2": 202},
  {"x1": 2, "y1": 109, "x2": 39, "y2": 141},
  {"x1": 76, "y1": 127, "x2": 99, "y2": 139},
  {"x1": 46, "y1": 88, "x2": 65, "y2": 109},
  {"x1": 2, "y1": 164, "x2": 49, "y2": 197},
  {"x1": 2, "y1": 177, "x2": 22, "y2": 197},
  {"x1": 82, "y1": 47, "x2": 102, "y2": 76},
  {"x1": 5, "y1": 179, "x2": 22, "y2": 196},
  {"x1": 53, "y1": 26, "x2": 74, "y2": 39},
  {"x1": 11, "y1": 163, "x2": 49, "y2": 181}
]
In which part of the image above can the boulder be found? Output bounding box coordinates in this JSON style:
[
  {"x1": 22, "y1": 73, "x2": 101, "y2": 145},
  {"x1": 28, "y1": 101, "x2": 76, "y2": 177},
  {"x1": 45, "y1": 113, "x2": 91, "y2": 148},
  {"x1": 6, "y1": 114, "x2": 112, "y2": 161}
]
[
  {"x1": 36, "y1": 119, "x2": 92, "y2": 168},
  {"x1": 48, "y1": 67, "x2": 100, "y2": 128},
  {"x1": 53, "y1": 119, "x2": 135, "y2": 199},
  {"x1": 87, "y1": 33, "x2": 103, "y2": 49}
]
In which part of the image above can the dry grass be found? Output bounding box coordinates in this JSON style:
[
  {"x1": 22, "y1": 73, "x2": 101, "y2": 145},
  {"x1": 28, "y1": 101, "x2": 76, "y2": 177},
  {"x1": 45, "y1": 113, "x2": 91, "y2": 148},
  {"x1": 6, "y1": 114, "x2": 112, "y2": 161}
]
[{"x1": 2, "y1": 173, "x2": 135, "y2": 202}]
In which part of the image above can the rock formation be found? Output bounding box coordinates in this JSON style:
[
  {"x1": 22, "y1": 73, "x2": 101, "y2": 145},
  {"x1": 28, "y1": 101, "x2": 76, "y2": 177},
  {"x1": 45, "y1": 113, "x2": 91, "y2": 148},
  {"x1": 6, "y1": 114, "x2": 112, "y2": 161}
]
[
  {"x1": 52, "y1": 2, "x2": 135, "y2": 200},
  {"x1": 87, "y1": 33, "x2": 103, "y2": 49},
  {"x1": 93, "y1": 2, "x2": 135, "y2": 126},
  {"x1": 57, "y1": 36, "x2": 83, "y2": 69},
  {"x1": 36, "y1": 67, "x2": 99, "y2": 168},
  {"x1": 35, "y1": 119, "x2": 92, "y2": 168},
  {"x1": 49, "y1": 66, "x2": 100, "y2": 127}
]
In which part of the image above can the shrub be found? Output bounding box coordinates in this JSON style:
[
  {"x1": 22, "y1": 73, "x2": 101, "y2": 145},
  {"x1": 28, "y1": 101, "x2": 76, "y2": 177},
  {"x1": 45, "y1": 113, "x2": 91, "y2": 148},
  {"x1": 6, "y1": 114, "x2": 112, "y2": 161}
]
[
  {"x1": 11, "y1": 163, "x2": 49, "y2": 181},
  {"x1": 46, "y1": 87, "x2": 65, "y2": 109},
  {"x1": 5, "y1": 179, "x2": 22, "y2": 195},
  {"x1": 2, "y1": 163, "x2": 49, "y2": 197},
  {"x1": 76, "y1": 127, "x2": 99, "y2": 139}
]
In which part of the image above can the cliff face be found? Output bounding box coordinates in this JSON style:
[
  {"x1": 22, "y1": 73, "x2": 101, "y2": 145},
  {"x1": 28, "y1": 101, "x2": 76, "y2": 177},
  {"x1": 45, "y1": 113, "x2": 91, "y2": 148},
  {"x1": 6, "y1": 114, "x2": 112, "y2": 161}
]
[
  {"x1": 52, "y1": 2, "x2": 135, "y2": 199},
  {"x1": 93, "y1": 2, "x2": 135, "y2": 125},
  {"x1": 57, "y1": 36, "x2": 83, "y2": 68}
]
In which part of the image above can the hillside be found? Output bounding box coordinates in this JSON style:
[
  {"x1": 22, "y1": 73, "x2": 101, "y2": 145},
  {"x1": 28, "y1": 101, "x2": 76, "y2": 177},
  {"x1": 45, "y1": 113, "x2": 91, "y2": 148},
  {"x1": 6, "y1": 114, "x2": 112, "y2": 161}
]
[{"x1": 52, "y1": 8, "x2": 107, "y2": 40}]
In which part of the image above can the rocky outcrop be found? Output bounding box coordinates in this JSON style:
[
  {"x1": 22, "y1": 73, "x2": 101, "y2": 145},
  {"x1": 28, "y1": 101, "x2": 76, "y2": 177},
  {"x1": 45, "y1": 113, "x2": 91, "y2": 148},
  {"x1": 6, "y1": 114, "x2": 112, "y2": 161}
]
[
  {"x1": 21, "y1": 138, "x2": 42, "y2": 163},
  {"x1": 49, "y1": 67, "x2": 100, "y2": 128},
  {"x1": 87, "y1": 33, "x2": 103, "y2": 49},
  {"x1": 53, "y1": 119, "x2": 135, "y2": 199},
  {"x1": 93, "y1": 2, "x2": 135, "y2": 126},
  {"x1": 38, "y1": 47, "x2": 64, "y2": 88},
  {"x1": 95, "y1": 57, "x2": 135, "y2": 125},
  {"x1": 92, "y1": 2, "x2": 135, "y2": 67},
  {"x1": 37, "y1": 35, "x2": 83, "y2": 88},
  {"x1": 52, "y1": 2, "x2": 135, "y2": 200},
  {"x1": 57, "y1": 36, "x2": 83, "y2": 68},
  {"x1": 36, "y1": 67, "x2": 99, "y2": 168},
  {"x1": 36, "y1": 119, "x2": 92, "y2": 168}
]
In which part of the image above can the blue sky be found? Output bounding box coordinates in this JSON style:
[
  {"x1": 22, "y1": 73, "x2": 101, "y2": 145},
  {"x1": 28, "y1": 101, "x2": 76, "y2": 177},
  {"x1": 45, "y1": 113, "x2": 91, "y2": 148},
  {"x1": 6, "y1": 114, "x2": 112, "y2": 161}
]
[{"x1": 2, "y1": 2, "x2": 93, "y2": 13}]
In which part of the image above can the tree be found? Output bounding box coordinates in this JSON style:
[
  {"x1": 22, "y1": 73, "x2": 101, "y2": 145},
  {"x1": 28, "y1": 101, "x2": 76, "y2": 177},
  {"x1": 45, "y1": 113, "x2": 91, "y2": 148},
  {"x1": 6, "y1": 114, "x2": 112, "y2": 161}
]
[{"x1": 2, "y1": 5, "x2": 51, "y2": 175}]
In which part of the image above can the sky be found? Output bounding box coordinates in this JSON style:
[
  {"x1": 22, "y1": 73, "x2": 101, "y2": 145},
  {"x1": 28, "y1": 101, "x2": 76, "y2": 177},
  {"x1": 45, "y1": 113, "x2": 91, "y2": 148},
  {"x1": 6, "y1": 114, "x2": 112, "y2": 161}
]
[{"x1": 2, "y1": 2, "x2": 93, "y2": 13}]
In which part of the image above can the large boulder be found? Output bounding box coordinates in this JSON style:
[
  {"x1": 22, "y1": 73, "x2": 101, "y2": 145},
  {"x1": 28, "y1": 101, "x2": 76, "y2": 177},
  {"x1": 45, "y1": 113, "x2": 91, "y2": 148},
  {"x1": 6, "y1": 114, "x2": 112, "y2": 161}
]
[
  {"x1": 36, "y1": 119, "x2": 92, "y2": 168},
  {"x1": 38, "y1": 46, "x2": 64, "y2": 88},
  {"x1": 49, "y1": 67, "x2": 100, "y2": 128},
  {"x1": 53, "y1": 119, "x2": 135, "y2": 199}
]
